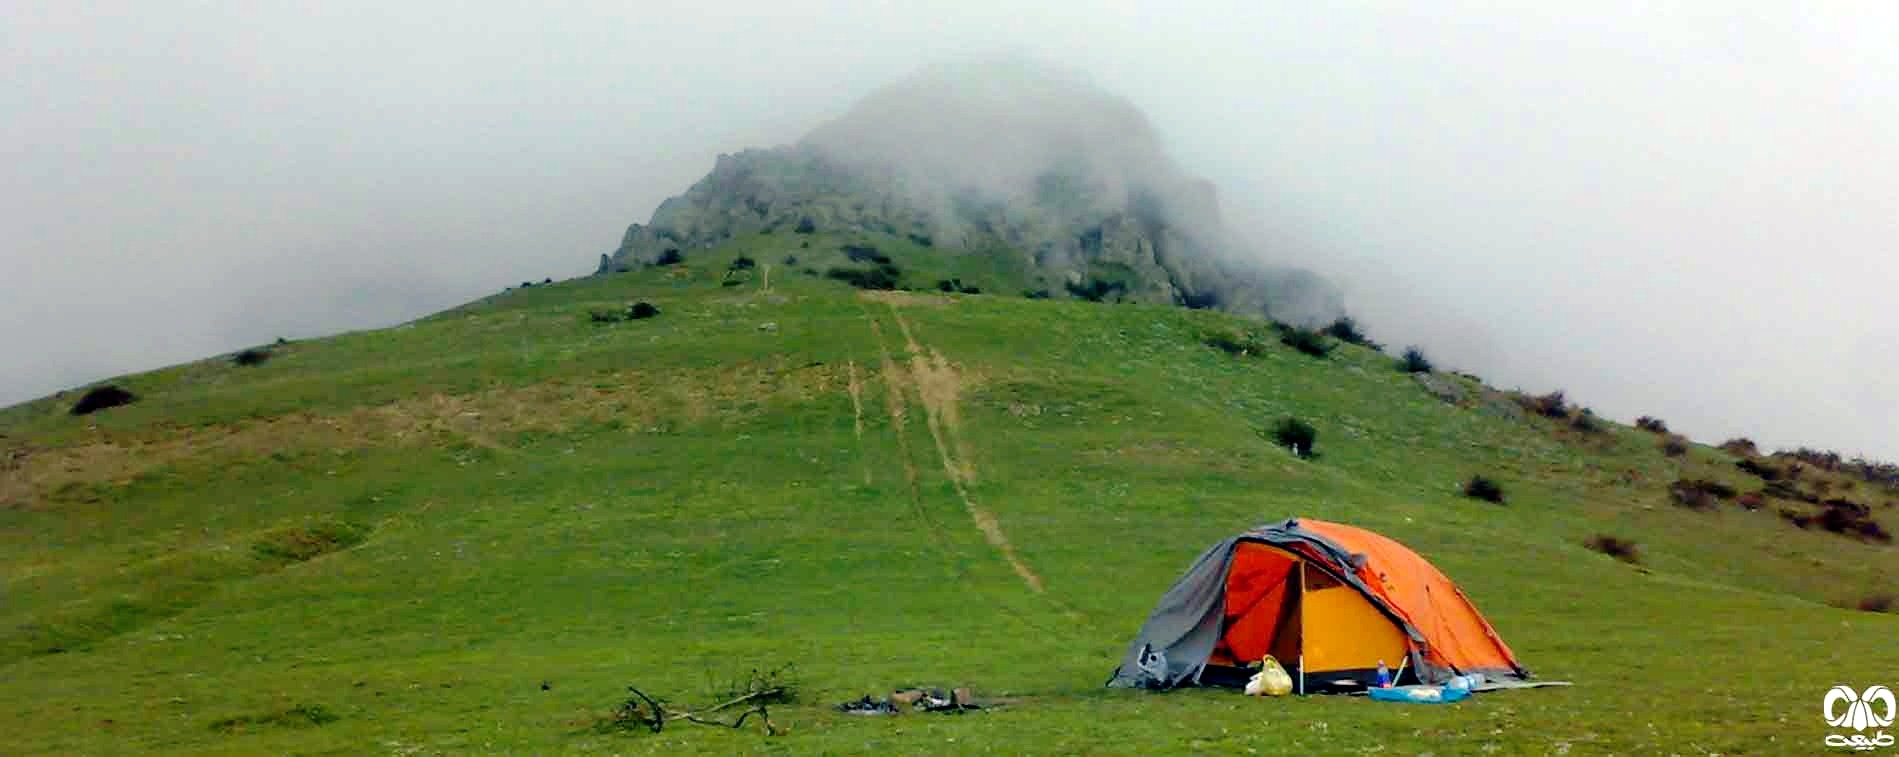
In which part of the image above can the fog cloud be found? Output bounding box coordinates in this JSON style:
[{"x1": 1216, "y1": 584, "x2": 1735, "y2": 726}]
[{"x1": 3, "y1": 2, "x2": 1893, "y2": 458}]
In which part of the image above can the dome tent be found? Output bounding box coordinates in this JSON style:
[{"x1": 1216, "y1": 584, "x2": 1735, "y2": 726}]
[{"x1": 1108, "y1": 518, "x2": 1528, "y2": 692}]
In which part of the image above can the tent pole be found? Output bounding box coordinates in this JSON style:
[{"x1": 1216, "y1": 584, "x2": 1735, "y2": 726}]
[{"x1": 1296, "y1": 562, "x2": 1305, "y2": 696}]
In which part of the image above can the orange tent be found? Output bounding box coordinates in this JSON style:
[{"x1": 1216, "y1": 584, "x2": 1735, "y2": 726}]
[{"x1": 1109, "y1": 518, "x2": 1528, "y2": 691}]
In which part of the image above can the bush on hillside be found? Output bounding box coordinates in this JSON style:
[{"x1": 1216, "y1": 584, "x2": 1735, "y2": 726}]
[
  {"x1": 233, "y1": 348, "x2": 271, "y2": 367},
  {"x1": 1323, "y1": 316, "x2": 1376, "y2": 348},
  {"x1": 628, "y1": 302, "x2": 660, "y2": 320},
  {"x1": 1023, "y1": 288, "x2": 1052, "y2": 300},
  {"x1": 1178, "y1": 290, "x2": 1222, "y2": 310},
  {"x1": 71, "y1": 385, "x2": 137, "y2": 416},
  {"x1": 1781, "y1": 499, "x2": 1892, "y2": 544},
  {"x1": 1278, "y1": 326, "x2": 1335, "y2": 358},
  {"x1": 1270, "y1": 417, "x2": 1317, "y2": 458},
  {"x1": 1737, "y1": 458, "x2": 1784, "y2": 481},
  {"x1": 1583, "y1": 534, "x2": 1641, "y2": 564},
  {"x1": 1203, "y1": 329, "x2": 1266, "y2": 357},
  {"x1": 1719, "y1": 437, "x2": 1759, "y2": 457},
  {"x1": 1517, "y1": 390, "x2": 1569, "y2": 419},
  {"x1": 1398, "y1": 347, "x2": 1434, "y2": 374},
  {"x1": 655, "y1": 248, "x2": 684, "y2": 266},
  {"x1": 842, "y1": 244, "x2": 891, "y2": 264},
  {"x1": 907, "y1": 233, "x2": 934, "y2": 247},
  {"x1": 827, "y1": 265, "x2": 901, "y2": 290},
  {"x1": 1669, "y1": 479, "x2": 1736, "y2": 510},
  {"x1": 1064, "y1": 278, "x2": 1126, "y2": 303},
  {"x1": 1737, "y1": 491, "x2": 1766, "y2": 510},
  {"x1": 794, "y1": 217, "x2": 816, "y2": 234},
  {"x1": 1661, "y1": 434, "x2": 1689, "y2": 457},
  {"x1": 1635, "y1": 416, "x2": 1668, "y2": 433},
  {"x1": 1855, "y1": 594, "x2": 1897, "y2": 613},
  {"x1": 781, "y1": 255, "x2": 798, "y2": 266},
  {"x1": 1464, "y1": 475, "x2": 1505, "y2": 504},
  {"x1": 936, "y1": 278, "x2": 981, "y2": 294},
  {"x1": 729, "y1": 256, "x2": 756, "y2": 271},
  {"x1": 1570, "y1": 408, "x2": 1603, "y2": 433}
]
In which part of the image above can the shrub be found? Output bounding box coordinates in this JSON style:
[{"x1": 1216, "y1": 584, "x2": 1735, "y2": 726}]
[
  {"x1": 655, "y1": 248, "x2": 684, "y2": 266},
  {"x1": 1737, "y1": 458, "x2": 1784, "y2": 481},
  {"x1": 1856, "y1": 594, "x2": 1897, "y2": 613},
  {"x1": 1023, "y1": 288, "x2": 1052, "y2": 300},
  {"x1": 936, "y1": 278, "x2": 980, "y2": 294},
  {"x1": 1203, "y1": 330, "x2": 1268, "y2": 357},
  {"x1": 233, "y1": 348, "x2": 271, "y2": 367},
  {"x1": 1065, "y1": 278, "x2": 1126, "y2": 303},
  {"x1": 1780, "y1": 500, "x2": 1893, "y2": 544},
  {"x1": 71, "y1": 386, "x2": 137, "y2": 416},
  {"x1": 1570, "y1": 409, "x2": 1603, "y2": 433},
  {"x1": 1737, "y1": 492, "x2": 1766, "y2": 510},
  {"x1": 1398, "y1": 347, "x2": 1433, "y2": 374},
  {"x1": 827, "y1": 266, "x2": 900, "y2": 290},
  {"x1": 1323, "y1": 316, "x2": 1375, "y2": 347},
  {"x1": 1635, "y1": 416, "x2": 1668, "y2": 433},
  {"x1": 794, "y1": 217, "x2": 816, "y2": 234},
  {"x1": 842, "y1": 244, "x2": 890, "y2": 264},
  {"x1": 1661, "y1": 434, "x2": 1689, "y2": 457},
  {"x1": 729, "y1": 256, "x2": 756, "y2": 271},
  {"x1": 628, "y1": 302, "x2": 660, "y2": 320},
  {"x1": 1669, "y1": 479, "x2": 1735, "y2": 510},
  {"x1": 1583, "y1": 535, "x2": 1641, "y2": 564},
  {"x1": 1464, "y1": 475, "x2": 1505, "y2": 504},
  {"x1": 1517, "y1": 390, "x2": 1569, "y2": 419},
  {"x1": 1781, "y1": 447, "x2": 1844, "y2": 471},
  {"x1": 907, "y1": 233, "x2": 934, "y2": 247},
  {"x1": 1179, "y1": 290, "x2": 1222, "y2": 310},
  {"x1": 1270, "y1": 417, "x2": 1317, "y2": 458},
  {"x1": 543, "y1": 277, "x2": 553, "y2": 285},
  {"x1": 1719, "y1": 437, "x2": 1759, "y2": 457},
  {"x1": 1278, "y1": 326, "x2": 1335, "y2": 358},
  {"x1": 782, "y1": 255, "x2": 798, "y2": 266}
]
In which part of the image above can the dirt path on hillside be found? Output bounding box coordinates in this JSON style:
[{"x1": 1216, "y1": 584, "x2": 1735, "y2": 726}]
[
  {"x1": 845, "y1": 360, "x2": 870, "y2": 486},
  {"x1": 882, "y1": 306, "x2": 1045, "y2": 594}
]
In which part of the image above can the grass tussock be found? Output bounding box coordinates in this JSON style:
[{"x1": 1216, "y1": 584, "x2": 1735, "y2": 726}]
[
  {"x1": 252, "y1": 519, "x2": 370, "y2": 564},
  {"x1": 1583, "y1": 535, "x2": 1641, "y2": 564},
  {"x1": 210, "y1": 703, "x2": 339, "y2": 732},
  {"x1": 1464, "y1": 475, "x2": 1505, "y2": 504}
]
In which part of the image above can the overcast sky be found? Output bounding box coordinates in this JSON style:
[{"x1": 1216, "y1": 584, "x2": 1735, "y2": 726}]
[{"x1": 3, "y1": 2, "x2": 1894, "y2": 459}]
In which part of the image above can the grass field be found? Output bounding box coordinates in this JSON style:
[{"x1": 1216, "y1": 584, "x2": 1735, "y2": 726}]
[{"x1": 3, "y1": 231, "x2": 1894, "y2": 754}]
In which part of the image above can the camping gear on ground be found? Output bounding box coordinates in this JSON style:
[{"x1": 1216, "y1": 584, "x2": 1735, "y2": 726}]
[
  {"x1": 1376, "y1": 660, "x2": 1391, "y2": 687},
  {"x1": 1107, "y1": 518, "x2": 1530, "y2": 693},
  {"x1": 1243, "y1": 656, "x2": 1293, "y2": 696},
  {"x1": 1367, "y1": 684, "x2": 1470, "y2": 704}
]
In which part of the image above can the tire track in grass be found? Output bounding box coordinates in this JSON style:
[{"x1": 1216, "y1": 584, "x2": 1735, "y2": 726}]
[
  {"x1": 887, "y1": 306, "x2": 1046, "y2": 594},
  {"x1": 845, "y1": 360, "x2": 870, "y2": 486}
]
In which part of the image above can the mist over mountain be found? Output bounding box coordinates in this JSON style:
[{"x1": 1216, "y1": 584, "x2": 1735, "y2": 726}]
[{"x1": 603, "y1": 58, "x2": 1343, "y2": 322}]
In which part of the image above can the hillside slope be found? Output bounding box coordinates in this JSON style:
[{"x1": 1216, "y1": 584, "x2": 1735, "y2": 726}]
[{"x1": 2, "y1": 231, "x2": 1894, "y2": 754}]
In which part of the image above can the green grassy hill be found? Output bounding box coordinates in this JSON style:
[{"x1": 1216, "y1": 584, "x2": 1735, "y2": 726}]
[{"x1": 3, "y1": 231, "x2": 1893, "y2": 754}]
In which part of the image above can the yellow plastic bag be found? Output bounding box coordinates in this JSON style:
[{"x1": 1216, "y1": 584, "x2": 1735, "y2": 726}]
[{"x1": 1244, "y1": 655, "x2": 1294, "y2": 696}]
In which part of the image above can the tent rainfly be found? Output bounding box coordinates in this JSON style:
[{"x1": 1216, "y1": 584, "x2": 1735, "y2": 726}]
[{"x1": 1108, "y1": 518, "x2": 1529, "y2": 693}]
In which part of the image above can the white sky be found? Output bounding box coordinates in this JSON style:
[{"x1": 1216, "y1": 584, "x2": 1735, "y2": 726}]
[{"x1": 3, "y1": 2, "x2": 1894, "y2": 458}]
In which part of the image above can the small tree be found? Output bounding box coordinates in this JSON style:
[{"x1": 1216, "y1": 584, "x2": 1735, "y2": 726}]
[{"x1": 1279, "y1": 326, "x2": 1335, "y2": 358}]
